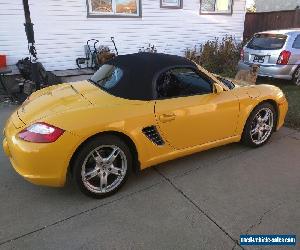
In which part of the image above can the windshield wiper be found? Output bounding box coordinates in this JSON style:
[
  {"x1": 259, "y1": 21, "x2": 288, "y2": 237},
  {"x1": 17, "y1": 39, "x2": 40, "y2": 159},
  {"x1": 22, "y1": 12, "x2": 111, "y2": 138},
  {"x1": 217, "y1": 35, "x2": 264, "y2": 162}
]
[{"x1": 88, "y1": 79, "x2": 97, "y2": 85}]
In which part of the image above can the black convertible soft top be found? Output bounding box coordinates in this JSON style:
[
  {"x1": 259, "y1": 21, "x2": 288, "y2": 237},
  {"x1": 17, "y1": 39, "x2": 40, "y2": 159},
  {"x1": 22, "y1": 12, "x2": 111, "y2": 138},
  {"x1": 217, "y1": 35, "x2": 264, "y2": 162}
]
[{"x1": 105, "y1": 52, "x2": 197, "y2": 100}]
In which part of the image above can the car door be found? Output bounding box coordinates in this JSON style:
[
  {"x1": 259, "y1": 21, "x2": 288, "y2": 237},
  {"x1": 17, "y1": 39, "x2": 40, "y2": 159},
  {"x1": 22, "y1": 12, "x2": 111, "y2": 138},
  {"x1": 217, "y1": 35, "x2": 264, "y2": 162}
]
[{"x1": 154, "y1": 67, "x2": 240, "y2": 150}]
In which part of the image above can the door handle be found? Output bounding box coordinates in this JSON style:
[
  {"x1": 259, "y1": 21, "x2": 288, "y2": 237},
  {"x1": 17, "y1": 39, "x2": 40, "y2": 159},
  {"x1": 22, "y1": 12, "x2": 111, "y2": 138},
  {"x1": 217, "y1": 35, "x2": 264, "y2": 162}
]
[{"x1": 159, "y1": 113, "x2": 176, "y2": 122}]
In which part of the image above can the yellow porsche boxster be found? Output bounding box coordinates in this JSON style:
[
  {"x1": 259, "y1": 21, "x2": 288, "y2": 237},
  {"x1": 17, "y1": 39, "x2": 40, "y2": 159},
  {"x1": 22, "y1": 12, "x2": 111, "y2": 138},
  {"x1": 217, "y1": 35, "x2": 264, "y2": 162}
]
[{"x1": 3, "y1": 53, "x2": 288, "y2": 198}]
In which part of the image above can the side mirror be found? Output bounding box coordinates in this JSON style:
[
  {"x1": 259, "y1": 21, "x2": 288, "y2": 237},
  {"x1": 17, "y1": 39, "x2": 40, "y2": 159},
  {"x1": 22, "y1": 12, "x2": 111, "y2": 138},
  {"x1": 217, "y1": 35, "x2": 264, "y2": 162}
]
[{"x1": 214, "y1": 83, "x2": 224, "y2": 94}]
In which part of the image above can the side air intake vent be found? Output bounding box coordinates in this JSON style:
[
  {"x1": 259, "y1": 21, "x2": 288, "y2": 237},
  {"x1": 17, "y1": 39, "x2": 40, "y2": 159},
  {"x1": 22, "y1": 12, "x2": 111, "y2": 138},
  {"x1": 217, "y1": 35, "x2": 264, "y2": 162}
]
[{"x1": 142, "y1": 126, "x2": 165, "y2": 146}]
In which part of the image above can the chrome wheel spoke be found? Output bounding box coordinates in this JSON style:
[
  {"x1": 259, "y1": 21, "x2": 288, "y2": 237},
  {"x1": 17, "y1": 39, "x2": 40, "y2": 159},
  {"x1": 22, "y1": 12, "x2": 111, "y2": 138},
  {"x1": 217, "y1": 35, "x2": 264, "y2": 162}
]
[
  {"x1": 251, "y1": 126, "x2": 259, "y2": 135},
  {"x1": 84, "y1": 168, "x2": 99, "y2": 181},
  {"x1": 256, "y1": 115, "x2": 262, "y2": 122},
  {"x1": 258, "y1": 130, "x2": 263, "y2": 141},
  {"x1": 92, "y1": 150, "x2": 103, "y2": 164},
  {"x1": 262, "y1": 110, "x2": 270, "y2": 123},
  {"x1": 108, "y1": 165, "x2": 124, "y2": 176},
  {"x1": 99, "y1": 172, "x2": 108, "y2": 191},
  {"x1": 105, "y1": 148, "x2": 120, "y2": 164},
  {"x1": 264, "y1": 124, "x2": 272, "y2": 131}
]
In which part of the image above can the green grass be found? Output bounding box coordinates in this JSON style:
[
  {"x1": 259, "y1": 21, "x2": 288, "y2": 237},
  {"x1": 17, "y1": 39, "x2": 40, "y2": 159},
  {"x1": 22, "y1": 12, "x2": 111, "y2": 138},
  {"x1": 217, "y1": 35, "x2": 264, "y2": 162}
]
[{"x1": 257, "y1": 78, "x2": 300, "y2": 130}]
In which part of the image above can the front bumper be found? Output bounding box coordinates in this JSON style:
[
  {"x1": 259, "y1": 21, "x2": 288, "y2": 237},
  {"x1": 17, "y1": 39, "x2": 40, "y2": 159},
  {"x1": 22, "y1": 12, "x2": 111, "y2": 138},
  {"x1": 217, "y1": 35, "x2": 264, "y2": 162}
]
[
  {"x1": 238, "y1": 61, "x2": 297, "y2": 80},
  {"x1": 2, "y1": 114, "x2": 80, "y2": 187},
  {"x1": 277, "y1": 98, "x2": 288, "y2": 130}
]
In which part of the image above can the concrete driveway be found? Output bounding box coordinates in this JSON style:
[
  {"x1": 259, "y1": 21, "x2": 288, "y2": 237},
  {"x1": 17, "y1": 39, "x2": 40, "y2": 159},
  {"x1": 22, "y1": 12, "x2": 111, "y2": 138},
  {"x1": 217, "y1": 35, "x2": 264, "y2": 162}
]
[{"x1": 0, "y1": 104, "x2": 299, "y2": 250}]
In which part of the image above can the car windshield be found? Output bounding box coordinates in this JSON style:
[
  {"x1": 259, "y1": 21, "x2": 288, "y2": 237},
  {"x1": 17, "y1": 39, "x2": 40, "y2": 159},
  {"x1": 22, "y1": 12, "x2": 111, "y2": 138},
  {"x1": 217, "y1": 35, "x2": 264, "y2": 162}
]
[
  {"x1": 90, "y1": 64, "x2": 123, "y2": 90},
  {"x1": 247, "y1": 34, "x2": 287, "y2": 50}
]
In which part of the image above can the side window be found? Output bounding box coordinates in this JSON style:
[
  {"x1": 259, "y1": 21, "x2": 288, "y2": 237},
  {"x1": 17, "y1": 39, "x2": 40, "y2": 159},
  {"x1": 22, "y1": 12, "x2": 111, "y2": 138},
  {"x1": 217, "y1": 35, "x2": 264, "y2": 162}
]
[
  {"x1": 293, "y1": 35, "x2": 300, "y2": 49},
  {"x1": 156, "y1": 68, "x2": 212, "y2": 98}
]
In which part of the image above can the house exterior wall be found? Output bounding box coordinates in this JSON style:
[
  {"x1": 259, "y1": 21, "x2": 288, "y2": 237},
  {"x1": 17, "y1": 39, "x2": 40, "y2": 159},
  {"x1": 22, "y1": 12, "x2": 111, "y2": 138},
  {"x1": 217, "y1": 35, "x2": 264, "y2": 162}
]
[
  {"x1": 0, "y1": 0, "x2": 246, "y2": 71},
  {"x1": 255, "y1": 0, "x2": 300, "y2": 12}
]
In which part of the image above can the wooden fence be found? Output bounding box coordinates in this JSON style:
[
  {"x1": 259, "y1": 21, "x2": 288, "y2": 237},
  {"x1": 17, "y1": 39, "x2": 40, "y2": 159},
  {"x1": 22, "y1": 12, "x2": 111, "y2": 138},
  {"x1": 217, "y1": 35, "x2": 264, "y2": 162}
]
[{"x1": 243, "y1": 9, "x2": 300, "y2": 41}]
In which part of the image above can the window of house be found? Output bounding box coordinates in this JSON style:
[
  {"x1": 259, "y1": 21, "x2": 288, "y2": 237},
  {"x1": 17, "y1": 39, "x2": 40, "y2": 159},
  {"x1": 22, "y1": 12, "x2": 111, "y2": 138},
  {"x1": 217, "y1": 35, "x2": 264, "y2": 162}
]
[
  {"x1": 87, "y1": 0, "x2": 140, "y2": 17},
  {"x1": 156, "y1": 68, "x2": 212, "y2": 99},
  {"x1": 160, "y1": 0, "x2": 183, "y2": 9},
  {"x1": 293, "y1": 35, "x2": 300, "y2": 49},
  {"x1": 200, "y1": 0, "x2": 233, "y2": 14}
]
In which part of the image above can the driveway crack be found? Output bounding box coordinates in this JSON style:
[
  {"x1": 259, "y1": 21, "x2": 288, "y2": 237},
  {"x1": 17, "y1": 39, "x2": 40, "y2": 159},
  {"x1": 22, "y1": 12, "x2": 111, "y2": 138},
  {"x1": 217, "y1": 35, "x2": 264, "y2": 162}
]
[
  {"x1": 154, "y1": 167, "x2": 244, "y2": 250},
  {"x1": 231, "y1": 241, "x2": 237, "y2": 250},
  {"x1": 243, "y1": 202, "x2": 282, "y2": 235}
]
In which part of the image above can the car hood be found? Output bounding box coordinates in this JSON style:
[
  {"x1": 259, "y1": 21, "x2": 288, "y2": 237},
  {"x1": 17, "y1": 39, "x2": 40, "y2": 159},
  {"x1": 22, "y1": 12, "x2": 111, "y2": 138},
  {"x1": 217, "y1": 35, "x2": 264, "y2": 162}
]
[{"x1": 17, "y1": 80, "x2": 124, "y2": 125}]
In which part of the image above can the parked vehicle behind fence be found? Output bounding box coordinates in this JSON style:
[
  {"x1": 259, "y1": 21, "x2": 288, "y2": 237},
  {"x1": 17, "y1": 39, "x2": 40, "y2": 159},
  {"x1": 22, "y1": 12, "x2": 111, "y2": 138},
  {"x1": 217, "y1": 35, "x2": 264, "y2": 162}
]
[{"x1": 238, "y1": 29, "x2": 300, "y2": 86}]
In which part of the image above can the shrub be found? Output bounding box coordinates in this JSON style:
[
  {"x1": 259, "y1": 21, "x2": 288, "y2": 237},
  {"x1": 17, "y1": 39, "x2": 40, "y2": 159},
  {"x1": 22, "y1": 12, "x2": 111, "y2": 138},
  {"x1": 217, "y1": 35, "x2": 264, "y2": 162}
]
[{"x1": 185, "y1": 36, "x2": 243, "y2": 78}]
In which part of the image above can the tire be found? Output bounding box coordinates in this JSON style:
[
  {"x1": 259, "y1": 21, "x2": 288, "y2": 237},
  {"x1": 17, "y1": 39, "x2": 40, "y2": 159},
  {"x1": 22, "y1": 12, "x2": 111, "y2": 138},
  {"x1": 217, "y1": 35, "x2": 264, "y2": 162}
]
[
  {"x1": 73, "y1": 135, "x2": 132, "y2": 198},
  {"x1": 292, "y1": 67, "x2": 300, "y2": 86},
  {"x1": 242, "y1": 103, "x2": 276, "y2": 148}
]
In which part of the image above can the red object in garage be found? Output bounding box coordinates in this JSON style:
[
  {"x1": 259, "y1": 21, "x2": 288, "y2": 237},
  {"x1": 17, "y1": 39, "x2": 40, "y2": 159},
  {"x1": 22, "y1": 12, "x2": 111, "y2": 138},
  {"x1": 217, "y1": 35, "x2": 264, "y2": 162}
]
[{"x1": 0, "y1": 55, "x2": 7, "y2": 67}]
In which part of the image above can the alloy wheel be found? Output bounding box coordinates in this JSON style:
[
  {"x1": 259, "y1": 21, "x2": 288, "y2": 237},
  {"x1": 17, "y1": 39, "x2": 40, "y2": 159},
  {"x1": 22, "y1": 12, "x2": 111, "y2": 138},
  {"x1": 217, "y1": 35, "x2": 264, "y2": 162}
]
[
  {"x1": 81, "y1": 145, "x2": 127, "y2": 194},
  {"x1": 295, "y1": 68, "x2": 300, "y2": 86},
  {"x1": 250, "y1": 107, "x2": 274, "y2": 145}
]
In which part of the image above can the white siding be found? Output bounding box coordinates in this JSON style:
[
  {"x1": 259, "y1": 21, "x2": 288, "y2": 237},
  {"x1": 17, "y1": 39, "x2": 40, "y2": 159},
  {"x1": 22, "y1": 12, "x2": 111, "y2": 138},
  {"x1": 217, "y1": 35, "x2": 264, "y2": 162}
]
[{"x1": 0, "y1": 0, "x2": 246, "y2": 71}]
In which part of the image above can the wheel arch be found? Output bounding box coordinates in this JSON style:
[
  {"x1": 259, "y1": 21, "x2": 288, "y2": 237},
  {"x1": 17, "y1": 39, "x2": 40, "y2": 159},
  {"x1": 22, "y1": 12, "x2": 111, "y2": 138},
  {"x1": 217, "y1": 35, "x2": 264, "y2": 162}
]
[
  {"x1": 68, "y1": 131, "x2": 140, "y2": 179},
  {"x1": 292, "y1": 64, "x2": 300, "y2": 80},
  {"x1": 293, "y1": 64, "x2": 300, "y2": 75},
  {"x1": 241, "y1": 99, "x2": 279, "y2": 136}
]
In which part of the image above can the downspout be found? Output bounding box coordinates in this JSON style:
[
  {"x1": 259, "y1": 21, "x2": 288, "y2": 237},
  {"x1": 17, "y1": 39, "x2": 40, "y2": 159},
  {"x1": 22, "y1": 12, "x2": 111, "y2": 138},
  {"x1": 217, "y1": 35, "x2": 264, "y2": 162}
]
[{"x1": 22, "y1": 0, "x2": 41, "y2": 90}]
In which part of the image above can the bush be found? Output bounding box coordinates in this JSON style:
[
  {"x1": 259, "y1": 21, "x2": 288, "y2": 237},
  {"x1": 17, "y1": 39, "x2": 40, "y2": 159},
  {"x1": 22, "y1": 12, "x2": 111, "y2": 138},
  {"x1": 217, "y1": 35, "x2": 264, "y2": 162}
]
[{"x1": 185, "y1": 36, "x2": 243, "y2": 78}]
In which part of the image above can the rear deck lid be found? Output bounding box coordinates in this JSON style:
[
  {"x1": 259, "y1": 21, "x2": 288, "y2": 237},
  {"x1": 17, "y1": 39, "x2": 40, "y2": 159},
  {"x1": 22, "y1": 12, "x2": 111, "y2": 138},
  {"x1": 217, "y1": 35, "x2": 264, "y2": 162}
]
[{"x1": 17, "y1": 83, "x2": 92, "y2": 124}]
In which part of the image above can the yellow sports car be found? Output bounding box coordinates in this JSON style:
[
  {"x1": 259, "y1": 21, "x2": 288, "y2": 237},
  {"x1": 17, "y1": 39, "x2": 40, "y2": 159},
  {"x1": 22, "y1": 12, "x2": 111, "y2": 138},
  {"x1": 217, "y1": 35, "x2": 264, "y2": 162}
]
[{"x1": 3, "y1": 53, "x2": 288, "y2": 198}]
